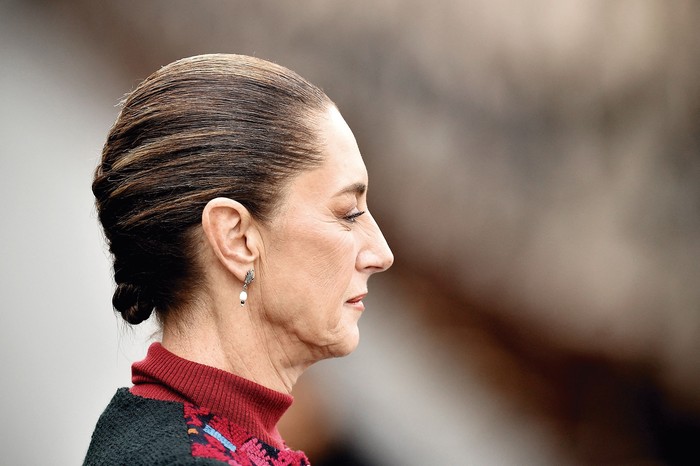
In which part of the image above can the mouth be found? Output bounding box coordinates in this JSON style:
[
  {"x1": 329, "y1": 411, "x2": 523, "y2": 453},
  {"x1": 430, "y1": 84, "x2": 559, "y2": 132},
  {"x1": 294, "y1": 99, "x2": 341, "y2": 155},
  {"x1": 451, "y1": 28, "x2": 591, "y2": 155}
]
[{"x1": 346, "y1": 293, "x2": 367, "y2": 309}]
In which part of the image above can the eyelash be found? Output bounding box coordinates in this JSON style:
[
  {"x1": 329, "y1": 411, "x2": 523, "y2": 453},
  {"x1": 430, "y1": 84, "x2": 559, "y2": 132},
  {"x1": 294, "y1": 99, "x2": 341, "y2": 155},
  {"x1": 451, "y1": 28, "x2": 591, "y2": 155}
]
[{"x1": 343, "y1": 210, "x2": 366, "y2": 223}]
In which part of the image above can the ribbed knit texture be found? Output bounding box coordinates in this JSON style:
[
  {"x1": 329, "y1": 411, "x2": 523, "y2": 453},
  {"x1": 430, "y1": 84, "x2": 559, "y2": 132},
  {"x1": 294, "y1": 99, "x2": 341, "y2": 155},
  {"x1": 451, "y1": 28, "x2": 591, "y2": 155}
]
[{"x1": 131, "y1": 342, "x2": 292, "y2": 449}]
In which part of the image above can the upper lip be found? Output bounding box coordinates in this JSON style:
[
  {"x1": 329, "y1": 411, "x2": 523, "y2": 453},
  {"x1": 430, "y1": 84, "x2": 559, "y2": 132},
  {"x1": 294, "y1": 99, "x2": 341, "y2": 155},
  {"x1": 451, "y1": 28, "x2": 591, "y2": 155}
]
[{"x1": 346, "y1": 293, "x2": 367, "y2": 303}]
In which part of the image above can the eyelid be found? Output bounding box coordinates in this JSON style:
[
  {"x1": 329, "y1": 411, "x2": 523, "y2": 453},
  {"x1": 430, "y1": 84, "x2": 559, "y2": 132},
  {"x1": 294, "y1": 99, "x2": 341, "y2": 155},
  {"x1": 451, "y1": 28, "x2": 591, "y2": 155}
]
[{"x1": 343, "y1": 210, "x2": 366, "y2": 223}]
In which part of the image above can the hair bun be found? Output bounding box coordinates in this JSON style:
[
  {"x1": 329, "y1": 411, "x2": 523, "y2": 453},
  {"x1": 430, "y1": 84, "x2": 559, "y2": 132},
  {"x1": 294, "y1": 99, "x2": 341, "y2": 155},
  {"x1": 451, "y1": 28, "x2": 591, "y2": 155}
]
[{"x1": 112, "y1": 282, "x2": 154, "y2": 325}]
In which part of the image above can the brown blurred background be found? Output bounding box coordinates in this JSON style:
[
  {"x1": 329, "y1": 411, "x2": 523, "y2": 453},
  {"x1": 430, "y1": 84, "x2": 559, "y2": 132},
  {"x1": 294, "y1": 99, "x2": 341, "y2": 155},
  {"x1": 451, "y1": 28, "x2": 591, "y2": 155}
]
[{"x1": 1, "y1": 0, "x2": 699, "y2": 464}]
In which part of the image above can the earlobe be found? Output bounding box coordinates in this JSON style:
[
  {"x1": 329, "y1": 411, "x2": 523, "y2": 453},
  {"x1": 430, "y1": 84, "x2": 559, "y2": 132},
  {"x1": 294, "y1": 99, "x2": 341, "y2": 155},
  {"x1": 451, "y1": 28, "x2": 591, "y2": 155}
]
[{"x1": 201, "y1": 197, "x2": 258, "y2": 282}]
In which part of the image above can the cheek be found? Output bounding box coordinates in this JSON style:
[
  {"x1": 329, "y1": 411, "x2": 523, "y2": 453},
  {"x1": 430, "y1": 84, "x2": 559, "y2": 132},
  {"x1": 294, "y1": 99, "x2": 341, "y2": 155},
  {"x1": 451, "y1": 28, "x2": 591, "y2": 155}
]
[
  {"x1": 306, "y1": 236, "x2": 356, "y2": 303},
  {"x1": 265, "y1": 224, "x2": 356, "y2": 307}
]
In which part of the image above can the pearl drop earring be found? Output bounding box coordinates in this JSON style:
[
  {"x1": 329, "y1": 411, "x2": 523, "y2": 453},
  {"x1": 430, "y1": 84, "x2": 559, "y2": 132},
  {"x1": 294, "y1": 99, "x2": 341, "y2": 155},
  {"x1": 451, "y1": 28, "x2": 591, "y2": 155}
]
[{"x1": 239, "y1": 269, "x2": 255, "y2": 306}]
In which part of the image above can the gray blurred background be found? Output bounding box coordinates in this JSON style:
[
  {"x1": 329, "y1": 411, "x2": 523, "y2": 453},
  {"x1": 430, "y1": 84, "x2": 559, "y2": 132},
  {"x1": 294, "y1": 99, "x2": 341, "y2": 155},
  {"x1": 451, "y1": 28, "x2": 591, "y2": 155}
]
[{"x1": 1, "y1": 0, "x2": 699, "y2": 464}]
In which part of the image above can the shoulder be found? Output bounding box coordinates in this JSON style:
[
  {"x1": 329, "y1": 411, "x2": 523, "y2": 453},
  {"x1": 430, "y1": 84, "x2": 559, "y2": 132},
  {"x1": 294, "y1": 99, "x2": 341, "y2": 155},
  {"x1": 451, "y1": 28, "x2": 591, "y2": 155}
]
[
  {"x1": 83, "y1": 388, "x2": 222, "y2": 466},
  {"x1": 84, "y1": 389, "x2": 309, "y2": 466}
]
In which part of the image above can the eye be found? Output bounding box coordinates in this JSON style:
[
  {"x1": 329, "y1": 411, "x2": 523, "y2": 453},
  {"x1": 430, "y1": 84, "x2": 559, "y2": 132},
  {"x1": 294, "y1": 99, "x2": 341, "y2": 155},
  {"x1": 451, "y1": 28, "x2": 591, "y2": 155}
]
[{"x1": 343, "y1": 210, "x2": 366, "y2": 223}]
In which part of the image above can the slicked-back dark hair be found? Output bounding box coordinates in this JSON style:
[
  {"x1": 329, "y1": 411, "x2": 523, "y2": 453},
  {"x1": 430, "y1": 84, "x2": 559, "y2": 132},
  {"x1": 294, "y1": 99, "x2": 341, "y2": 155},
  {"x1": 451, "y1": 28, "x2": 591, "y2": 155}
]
[{"x1": 93, "y1": 54, "x2": 333, "y2": 325}]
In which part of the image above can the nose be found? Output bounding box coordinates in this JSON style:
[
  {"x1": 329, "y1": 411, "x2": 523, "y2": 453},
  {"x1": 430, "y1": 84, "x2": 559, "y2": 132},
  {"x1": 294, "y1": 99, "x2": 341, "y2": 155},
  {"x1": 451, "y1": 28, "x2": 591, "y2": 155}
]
[{"x1": 357, "y1": 212, "x2": 394, "y2": 273}]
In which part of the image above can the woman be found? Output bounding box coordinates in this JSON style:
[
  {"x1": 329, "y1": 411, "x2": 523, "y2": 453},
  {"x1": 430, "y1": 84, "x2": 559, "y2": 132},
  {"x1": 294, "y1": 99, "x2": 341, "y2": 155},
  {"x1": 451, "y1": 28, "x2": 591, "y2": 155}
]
[{"x1": 84, "y1": 54, "x2": 393, "y2": 465}]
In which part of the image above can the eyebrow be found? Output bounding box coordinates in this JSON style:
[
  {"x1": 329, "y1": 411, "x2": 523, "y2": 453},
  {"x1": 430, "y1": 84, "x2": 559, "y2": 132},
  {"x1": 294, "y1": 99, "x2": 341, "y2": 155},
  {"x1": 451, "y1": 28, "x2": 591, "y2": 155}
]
[{"x1": 334, "y1": 182, "x2": 367, "y2": 197}]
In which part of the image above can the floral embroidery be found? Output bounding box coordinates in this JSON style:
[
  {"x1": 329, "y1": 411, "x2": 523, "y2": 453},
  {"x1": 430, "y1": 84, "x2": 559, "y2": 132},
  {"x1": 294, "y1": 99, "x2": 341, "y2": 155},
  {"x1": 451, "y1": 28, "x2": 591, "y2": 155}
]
[{"x1": 184, "y1": 403, "x2": 310, "y2": 466}]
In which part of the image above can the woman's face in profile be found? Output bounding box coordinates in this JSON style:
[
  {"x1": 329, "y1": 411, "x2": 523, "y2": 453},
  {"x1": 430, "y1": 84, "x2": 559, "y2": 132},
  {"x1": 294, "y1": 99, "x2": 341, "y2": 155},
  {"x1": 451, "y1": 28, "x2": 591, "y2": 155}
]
[{"x1": 256, "y1": 106, "x2": 394, "y2": 360}]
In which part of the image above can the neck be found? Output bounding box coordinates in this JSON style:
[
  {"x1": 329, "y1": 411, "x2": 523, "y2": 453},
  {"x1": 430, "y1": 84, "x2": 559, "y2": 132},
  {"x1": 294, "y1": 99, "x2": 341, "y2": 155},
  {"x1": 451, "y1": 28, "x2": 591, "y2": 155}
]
[{"x1": 161, "y1": 302, "x2": 309, "y2": 394}]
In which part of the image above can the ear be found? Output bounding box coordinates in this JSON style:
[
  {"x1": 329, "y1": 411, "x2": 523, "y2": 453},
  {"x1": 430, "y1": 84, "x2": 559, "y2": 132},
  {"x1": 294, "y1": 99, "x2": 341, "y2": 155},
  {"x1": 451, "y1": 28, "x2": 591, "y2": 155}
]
[{"x1": 201, "y1": 197, "x2": 259, "y2": 282}]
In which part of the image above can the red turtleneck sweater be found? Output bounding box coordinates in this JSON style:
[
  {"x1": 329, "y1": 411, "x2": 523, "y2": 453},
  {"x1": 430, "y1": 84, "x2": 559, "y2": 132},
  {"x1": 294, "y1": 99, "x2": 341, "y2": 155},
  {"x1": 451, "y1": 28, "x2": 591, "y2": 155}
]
[{"x1": 131, "y1": 342, "x2": 291, "y2": 449}]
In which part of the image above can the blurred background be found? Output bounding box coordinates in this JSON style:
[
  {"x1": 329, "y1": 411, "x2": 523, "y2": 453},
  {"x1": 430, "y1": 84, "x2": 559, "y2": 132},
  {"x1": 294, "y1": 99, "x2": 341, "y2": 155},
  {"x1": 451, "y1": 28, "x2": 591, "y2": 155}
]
[{"x1": 1, "y1": 0, "x2": 699, "y2": 464}]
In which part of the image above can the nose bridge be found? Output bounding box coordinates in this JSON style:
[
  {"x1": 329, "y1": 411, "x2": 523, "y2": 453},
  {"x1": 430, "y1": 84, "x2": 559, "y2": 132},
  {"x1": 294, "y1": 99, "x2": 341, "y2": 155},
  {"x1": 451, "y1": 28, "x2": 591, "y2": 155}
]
[{"x1": 361, "y1": 211, "x2": 394, "y2": 271}]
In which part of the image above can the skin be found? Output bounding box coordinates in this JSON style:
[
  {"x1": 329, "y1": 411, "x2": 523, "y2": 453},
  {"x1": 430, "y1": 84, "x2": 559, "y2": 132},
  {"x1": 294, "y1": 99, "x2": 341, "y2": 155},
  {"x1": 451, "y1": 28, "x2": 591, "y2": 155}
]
[{"x1": 162, "y1": 106, "x2": 394, "y2": 394}]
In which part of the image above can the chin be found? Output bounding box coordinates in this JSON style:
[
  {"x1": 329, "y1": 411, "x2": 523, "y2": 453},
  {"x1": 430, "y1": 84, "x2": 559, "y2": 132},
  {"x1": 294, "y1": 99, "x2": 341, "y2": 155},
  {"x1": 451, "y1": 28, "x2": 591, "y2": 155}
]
[
  {"x1": 304, "y1": 326, "x2": 360, "y2": 361},
  {"x1": 326, "y1": 329, "x2": 360, "y2": 359}
]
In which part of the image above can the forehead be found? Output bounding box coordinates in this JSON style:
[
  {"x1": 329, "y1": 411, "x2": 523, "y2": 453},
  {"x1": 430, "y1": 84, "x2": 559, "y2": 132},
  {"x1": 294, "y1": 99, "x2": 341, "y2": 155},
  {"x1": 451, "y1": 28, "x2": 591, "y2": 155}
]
[
  {"x1": 289, "y1": 107, "x2": 368, "y2": 200},
  {"x1": 319, "y1": 107, "x2": 366, "y2": 178}
]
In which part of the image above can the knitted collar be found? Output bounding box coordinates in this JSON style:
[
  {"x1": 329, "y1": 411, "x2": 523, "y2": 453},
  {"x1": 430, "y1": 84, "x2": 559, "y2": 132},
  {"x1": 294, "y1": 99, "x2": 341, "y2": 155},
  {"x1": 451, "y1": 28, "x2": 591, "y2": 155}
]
[{"x1": 130, "y1": 342, "x2": 292, "y2": 449}]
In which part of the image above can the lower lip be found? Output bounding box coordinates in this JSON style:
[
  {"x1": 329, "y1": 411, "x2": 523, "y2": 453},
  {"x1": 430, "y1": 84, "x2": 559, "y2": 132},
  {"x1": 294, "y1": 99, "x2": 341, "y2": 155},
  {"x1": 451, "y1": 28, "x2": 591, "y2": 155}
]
[{"x1": 345, "y1": 300, "x2": 365, "y2": 311}]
